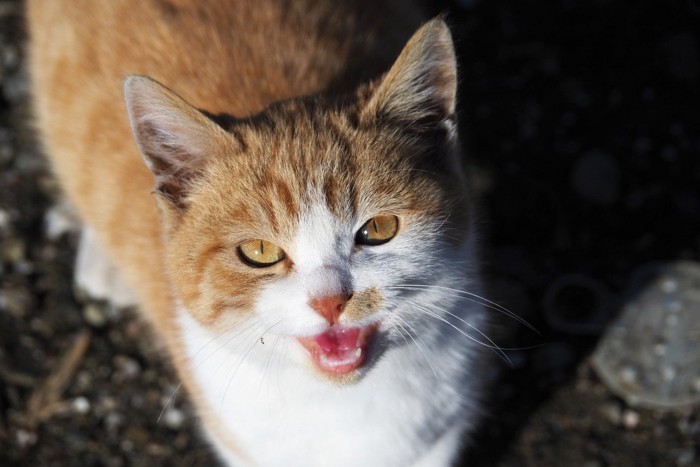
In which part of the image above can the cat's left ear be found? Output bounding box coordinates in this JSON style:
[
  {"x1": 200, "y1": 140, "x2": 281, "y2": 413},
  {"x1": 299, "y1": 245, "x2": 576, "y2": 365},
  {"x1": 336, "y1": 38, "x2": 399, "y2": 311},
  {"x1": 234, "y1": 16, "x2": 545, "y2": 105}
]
[
  {"x1": 124, "y1": 75, "x2": 231, "y2": 210},
  {"x1": 360, "y1": 18, "x2": 457, "y2": 136}
]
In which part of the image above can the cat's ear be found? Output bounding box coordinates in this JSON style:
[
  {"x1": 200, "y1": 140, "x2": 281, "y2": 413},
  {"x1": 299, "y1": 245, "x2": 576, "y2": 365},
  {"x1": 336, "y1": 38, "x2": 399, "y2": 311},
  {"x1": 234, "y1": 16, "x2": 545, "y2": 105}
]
[
  {"x1": 360, "y1": 19, "x2": 457, "y2": 135},
  {"x1": 124, "y1": 75, "x2": 229, "y2": 209}
]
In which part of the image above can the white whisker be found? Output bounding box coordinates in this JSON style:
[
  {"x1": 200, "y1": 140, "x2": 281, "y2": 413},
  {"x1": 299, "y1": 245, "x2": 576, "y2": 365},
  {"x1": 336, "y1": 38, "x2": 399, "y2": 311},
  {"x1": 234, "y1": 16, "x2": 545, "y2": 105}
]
[
  {"x1": 405, "y1": 298, "x2": 513, "y2": 366},
  {"x1": 389, "y1": 284, "x2": 539, "y2": 334},
  {"x1": 158, "y1": 312, "x2": 263, "y2": 424},
  {"x1": 259, "y1": 334, "x2": 281, "y2": 393},
  {"x1": 157, "y1": 381, "x2": 184, "y2": 424},
  {"x1": 219, "y1": 320, "x2": 283, "y2": 420},
  {"x1": 389, "y1": 314, "x2": 438, "y2": 379}
]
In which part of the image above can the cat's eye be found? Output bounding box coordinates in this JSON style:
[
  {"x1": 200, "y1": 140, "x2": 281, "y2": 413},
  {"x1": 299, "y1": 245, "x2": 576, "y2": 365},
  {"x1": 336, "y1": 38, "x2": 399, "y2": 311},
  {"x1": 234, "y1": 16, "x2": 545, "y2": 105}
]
[
  {"x1": 355, "y1": 215, "x2": 399, "y2": 246},
  {"x1": 238, "y1": 240, "x2": 286, "y2": 267}
]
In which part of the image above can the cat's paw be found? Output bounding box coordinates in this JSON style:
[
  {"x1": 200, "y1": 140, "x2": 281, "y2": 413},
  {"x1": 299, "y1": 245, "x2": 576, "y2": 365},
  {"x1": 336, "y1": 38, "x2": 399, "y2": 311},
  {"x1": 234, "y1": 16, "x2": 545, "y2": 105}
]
[{"x1": 75, "y1": 228, "x2": 137, "y2": 308}]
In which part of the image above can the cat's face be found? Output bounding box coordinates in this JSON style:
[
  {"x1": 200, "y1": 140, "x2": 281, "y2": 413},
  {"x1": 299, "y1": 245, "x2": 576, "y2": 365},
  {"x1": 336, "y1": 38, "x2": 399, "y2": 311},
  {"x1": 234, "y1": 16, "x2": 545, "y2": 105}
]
[{"x1": 125, "y1": 20, "x2": 472, "y2": 380}]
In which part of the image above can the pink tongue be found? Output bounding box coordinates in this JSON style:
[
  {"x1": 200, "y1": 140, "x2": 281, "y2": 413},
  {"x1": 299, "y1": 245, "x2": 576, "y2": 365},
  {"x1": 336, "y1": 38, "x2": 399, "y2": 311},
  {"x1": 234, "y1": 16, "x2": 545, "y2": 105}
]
[{"x1": 315, "y1": 327, "x2": 361, "y2": 353}]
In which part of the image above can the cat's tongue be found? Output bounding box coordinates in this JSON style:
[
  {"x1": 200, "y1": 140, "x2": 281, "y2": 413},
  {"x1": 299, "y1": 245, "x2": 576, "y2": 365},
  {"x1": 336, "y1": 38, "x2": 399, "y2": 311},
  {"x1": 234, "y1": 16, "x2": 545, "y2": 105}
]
[{"x1": 298, "y1": 325, "x2": 374, "y2": 375}]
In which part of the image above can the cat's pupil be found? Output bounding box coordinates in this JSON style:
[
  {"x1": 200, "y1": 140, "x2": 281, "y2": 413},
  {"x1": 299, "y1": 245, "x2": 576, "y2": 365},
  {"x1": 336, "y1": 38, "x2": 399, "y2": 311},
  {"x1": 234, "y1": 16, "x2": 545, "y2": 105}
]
[
  {"x1": 238, "y1": 239, "x2": 285, "y2": 267},
  {"x1": 356, "y1": 215, "x2": 399, "y2": 246}
]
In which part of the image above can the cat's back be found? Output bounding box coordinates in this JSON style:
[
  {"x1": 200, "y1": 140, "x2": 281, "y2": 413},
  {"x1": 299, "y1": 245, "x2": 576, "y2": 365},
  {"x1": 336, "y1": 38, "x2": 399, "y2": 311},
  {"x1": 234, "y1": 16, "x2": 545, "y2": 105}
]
[{"x1": 28, "y1": 0, "x2": 424, "y2": 116}]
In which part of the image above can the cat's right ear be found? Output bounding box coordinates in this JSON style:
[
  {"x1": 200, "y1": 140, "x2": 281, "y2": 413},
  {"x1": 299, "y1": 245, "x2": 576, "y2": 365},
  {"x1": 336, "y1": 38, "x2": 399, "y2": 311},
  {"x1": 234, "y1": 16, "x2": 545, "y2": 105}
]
[
  {"x1": 124, "y1": 75, "x2": 230, "y2": 210},
  {"x1": 360, "y1": 18, "x2": 457, "y2": 137}
]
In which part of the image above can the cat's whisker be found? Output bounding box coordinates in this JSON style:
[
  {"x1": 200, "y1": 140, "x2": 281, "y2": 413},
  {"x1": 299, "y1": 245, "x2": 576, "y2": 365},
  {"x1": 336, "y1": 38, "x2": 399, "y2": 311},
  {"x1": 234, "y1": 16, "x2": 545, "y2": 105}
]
[
  {"x1": 158, "y1": 312, "x2": 266, "y2": 424},
  {"x1": 217, "y1": 322, "x2": 268, "y2": 421},
  {"x1": 204, "y1": 317, "x2": 267, "y2": 388},
  {"x1": 259, "y1": 333, "x2": 282, "y2": 394},
  {"x1": 404, "y1": 298, "x2": 512, "y2": 366},
  {"x1": 218, "y1": 320, "x2": 283, "y2": 420},
  {"x1": 391, "y1": 284, "x2": 520, "y2": 320},
  {"x1": 156, "y1": 381, "x2": 184, "y2": 424},
  {"x1": 407, "y1": 301, "x2": 542, "y2": 353},
  {"x1": 274, "y1": 339, "x2": 289, "y2": 405},
  {"x1": 187, "y1": 312, "x2": 264, "y2": 371},
  {"x1": 434, "y1": 213, "x2": 452, "y2": 233},
  {"x1": 388, "y1": 315, "x2": 439, "y2": 380},
  {"x1": 389, "y1": 284, "x2": 539, "y2": 334},
  {"x1": 415, "y1": 299, "x2": 511, "y2": 353}
]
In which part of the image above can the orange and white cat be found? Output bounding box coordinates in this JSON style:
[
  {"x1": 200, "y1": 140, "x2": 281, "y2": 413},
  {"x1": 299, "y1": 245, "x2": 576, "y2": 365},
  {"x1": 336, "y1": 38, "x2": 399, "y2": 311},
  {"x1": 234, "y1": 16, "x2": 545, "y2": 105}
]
[{"x1": 28, "y1": 1, "x2": 491, "y2": 465}]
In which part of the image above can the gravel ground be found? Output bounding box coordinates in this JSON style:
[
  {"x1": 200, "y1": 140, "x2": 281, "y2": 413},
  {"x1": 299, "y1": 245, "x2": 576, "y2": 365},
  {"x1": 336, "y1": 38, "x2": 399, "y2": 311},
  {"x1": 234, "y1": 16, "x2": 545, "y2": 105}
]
[{"x1": 1, "y1": 0, "x2": 699, "y2": 466}]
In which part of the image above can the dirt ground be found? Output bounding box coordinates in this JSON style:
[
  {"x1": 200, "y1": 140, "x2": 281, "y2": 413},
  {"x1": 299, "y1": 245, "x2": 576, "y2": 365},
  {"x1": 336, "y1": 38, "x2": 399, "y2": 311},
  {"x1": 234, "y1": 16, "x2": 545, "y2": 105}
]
[{"x1": 1, "y1": 0, "x2": 699, "y2": 466}]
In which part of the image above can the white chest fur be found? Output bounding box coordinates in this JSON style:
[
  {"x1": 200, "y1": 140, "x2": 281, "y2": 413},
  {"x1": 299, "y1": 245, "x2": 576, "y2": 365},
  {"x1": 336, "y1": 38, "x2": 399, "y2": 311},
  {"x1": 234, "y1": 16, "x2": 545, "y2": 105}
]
[{"x1": 177, "y1": 305, "x2": 483, "y2": 467}]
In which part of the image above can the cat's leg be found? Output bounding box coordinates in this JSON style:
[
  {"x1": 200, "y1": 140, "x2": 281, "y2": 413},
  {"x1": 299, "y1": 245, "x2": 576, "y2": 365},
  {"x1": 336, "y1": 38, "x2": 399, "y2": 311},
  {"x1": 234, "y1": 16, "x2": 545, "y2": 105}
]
[
  {"x1": 75, "y1": 227, "x2": 137, "y2": 308},
  {"x1": 413, "y1": 425, "x2": 465, "y2": 467}
]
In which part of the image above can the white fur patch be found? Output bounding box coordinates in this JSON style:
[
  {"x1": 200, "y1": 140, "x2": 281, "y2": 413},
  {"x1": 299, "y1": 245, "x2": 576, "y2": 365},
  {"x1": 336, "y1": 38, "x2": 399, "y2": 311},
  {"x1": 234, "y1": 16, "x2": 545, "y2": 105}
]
[
  {"x1": 176, "y1": 205, "x2": 489, "y2": 466},
  {"x1": 75, "y1": 227, "x2": 137, "y2": 308}
]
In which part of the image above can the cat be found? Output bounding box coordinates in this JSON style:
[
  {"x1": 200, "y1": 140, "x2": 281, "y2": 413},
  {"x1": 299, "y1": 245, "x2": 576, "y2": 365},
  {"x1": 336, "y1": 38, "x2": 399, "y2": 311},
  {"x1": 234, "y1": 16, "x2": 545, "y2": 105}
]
[{"x1": 27, "y1": 1, "x2": 493, "y2": 465}]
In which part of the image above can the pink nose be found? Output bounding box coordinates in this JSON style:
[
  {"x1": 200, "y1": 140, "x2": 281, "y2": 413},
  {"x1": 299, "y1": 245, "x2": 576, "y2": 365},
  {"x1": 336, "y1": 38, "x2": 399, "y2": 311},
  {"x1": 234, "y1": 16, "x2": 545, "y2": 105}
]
[{"x1": 309, "y1": 294, "x2": 349, "y2": 325}]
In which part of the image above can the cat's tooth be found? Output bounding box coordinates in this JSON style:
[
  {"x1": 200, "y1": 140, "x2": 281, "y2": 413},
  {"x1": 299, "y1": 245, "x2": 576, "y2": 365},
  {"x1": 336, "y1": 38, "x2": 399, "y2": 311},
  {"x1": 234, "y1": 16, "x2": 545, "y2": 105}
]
[{"x1": 318, "y1": 348, "x2": 363, "y2": 369}]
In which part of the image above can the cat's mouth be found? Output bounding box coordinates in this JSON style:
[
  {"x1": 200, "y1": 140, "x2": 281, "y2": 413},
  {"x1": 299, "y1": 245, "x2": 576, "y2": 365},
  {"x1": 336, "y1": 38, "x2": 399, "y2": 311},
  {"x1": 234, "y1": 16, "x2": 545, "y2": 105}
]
[{"x1": 296, "y1": 325, "x2": 377, "y2": 375}]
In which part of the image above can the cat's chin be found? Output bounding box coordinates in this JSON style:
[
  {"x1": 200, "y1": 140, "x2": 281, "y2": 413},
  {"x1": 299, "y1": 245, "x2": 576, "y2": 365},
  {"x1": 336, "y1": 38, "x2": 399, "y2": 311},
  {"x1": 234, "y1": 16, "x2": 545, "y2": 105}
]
[{"x1": 296, "y1": 324, "x2": 378, "y2": 378}]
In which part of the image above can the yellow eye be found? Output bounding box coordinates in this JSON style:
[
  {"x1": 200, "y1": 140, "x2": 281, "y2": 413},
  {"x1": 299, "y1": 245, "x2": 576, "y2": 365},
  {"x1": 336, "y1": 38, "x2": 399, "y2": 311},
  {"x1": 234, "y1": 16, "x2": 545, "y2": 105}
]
[
  {"x1": 356, "y1": 215, "x2": 399, "y2": 246},
  {"x1": 238, "y1": 240, "x2": 286, "y2": 267}
]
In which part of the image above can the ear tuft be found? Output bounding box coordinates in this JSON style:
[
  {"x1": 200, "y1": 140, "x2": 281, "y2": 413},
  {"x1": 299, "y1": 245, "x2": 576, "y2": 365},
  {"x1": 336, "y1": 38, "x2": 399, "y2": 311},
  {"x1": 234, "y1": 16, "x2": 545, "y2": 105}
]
[
  {"x1": 124, "y1": 75, "x2": 226, "y2": 208},
  {"x1": 361, "y1": 19, "x2": 458, "y2": 133}
]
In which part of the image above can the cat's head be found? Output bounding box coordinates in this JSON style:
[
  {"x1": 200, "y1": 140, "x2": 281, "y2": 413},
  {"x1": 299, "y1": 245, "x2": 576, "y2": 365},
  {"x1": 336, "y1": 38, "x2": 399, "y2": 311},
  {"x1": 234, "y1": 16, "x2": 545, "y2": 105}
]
[{"x1": 124, "y1": 19, "x2": 476, "y2": 381}]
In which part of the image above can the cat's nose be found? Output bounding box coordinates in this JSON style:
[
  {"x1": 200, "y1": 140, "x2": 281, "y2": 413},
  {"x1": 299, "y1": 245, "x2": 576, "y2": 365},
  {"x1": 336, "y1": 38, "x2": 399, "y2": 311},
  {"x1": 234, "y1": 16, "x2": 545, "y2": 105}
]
[{"x1": 309, "y1": 294, "x2": 350, "y2": 325}]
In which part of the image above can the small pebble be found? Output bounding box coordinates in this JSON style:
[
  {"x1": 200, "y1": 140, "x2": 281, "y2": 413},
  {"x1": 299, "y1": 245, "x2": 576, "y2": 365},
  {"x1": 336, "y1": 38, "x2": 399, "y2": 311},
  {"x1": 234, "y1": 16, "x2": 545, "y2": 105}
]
[
  {"x1": 0, "y1": 208, "x2": 10, "y2": 230},
  {"x1": 660, "y1": 278, "x2": 678, "y2": 294},
  {"x1": 619, "y1": 366, "x2": 637, "y2": 385},
  {"x1": 99, "y1": 396, "x2": 119, "y2": 412},
  {"x1": 83, "y1": 303, "x2": 107, "y2": 328},
  {"x1": 2, "y1": 44, "x2": 18, "y2": 69},
  {"x1": 600, "y1": 401, "x2": 622, "y2": 425},
  {"x1": 113, "y1": 355, "x2": 141, "y2": 382},
  {"x1": 662, "y1": 366, "x2": 676, "y2": 382},
  {"x1": 75, "y1": 370, "x2": 93, "y2": 393},
  {"x1": 72, "y1": 397, "x2": 91, "y2": 415},
  {"x1": 677, "y1": 448, "x2": 696, "y2": 466},
  {"x1": 693, "y1": 378, "x2": 700, "y2": 392},
  {"x1": 666, "y1": 300, "x2": 682, "y2": 313},
  {"x1": 104, "y1": 412, "x2": 125, "y2": 432},
  {"x1": 653, "y1": 344, "x2": 667, "y2": 356},
  {"x1": 2, "y1": 69, "x2": 30, "y2": 103},
  {"x1": 163, "y1": 407, "x2": 185, "y2": 430},
  {"x1": 120, "y1": 440, "x2": 134, "y2": 453},
  {"x1": 1, "y1": 237, "x2": 25, "y2": 262},
  {"x1": 15, "y1": 429, "x2": 37, "y2": 448},
  {"x1": 621, "y1": 410, "x2": 640, "y2": 430},
  {"x1": 0, "y1": 286, "x2": 35, "y2": 318}
]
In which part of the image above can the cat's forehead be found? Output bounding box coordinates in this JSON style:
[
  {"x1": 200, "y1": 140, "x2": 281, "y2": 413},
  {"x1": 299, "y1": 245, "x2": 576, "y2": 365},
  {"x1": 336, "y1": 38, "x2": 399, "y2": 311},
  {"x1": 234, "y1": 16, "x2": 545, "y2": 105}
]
[
  {"x1": 292, "y1": 202, "x2": 351, "y2": 270},
  {"x1": 198, "y1": 104, "x2": 453, "y2": 244}
]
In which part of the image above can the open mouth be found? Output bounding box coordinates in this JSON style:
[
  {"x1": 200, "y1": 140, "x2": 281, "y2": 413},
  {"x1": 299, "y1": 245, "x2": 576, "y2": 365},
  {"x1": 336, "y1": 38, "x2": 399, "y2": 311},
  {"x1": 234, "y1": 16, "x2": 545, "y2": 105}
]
[{"x1": 297, "y1": 325, "x2": 377, "y2": 375}]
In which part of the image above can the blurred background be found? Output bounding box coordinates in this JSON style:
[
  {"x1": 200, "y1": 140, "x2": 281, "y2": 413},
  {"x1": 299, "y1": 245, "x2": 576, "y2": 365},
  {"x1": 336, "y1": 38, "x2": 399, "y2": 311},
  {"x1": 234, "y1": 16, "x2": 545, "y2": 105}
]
[{"x1": 1, "y1": 0, "x2": 699, "y2": 465}]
